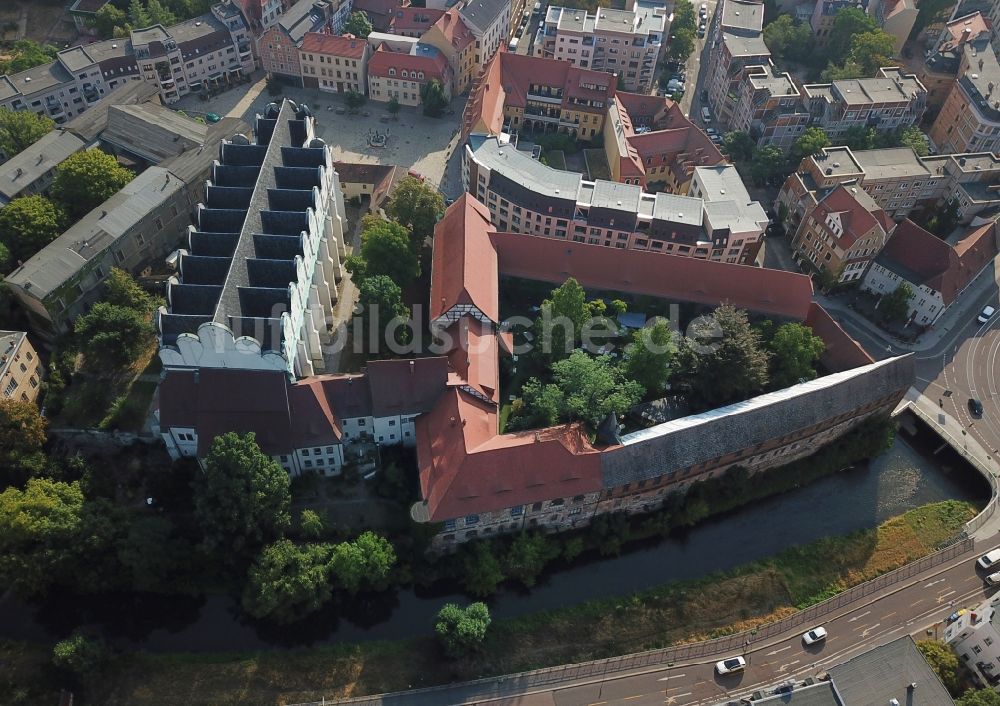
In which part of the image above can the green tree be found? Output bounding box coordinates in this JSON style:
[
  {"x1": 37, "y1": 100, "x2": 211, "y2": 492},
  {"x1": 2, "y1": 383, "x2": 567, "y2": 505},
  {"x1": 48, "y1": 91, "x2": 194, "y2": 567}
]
[
  {"x1": 916, "y1": 639, "x2": 960, "y2": 694},
  {"x1": 822, "y1": 59, "x2": 866, "y2": 81},
  {"x1": 348, "y1": 216, "x2": 420, "y2": 286},
  {"x1": 677, "y1": 305, "x2": 770, "y2": 409},
  {"x1": 0, "y1": 479, "x2": 85, "y2": 596},
  {"x1": 667, "y1": 27, "x2": 696, "y2": 60},
  {"x1": 128, "y1": 0, "x2": 152, "y2": 27},
  {"x1": 792, "y1": 127, "x2": 830, "y2": 160},
  {"x1": 242, "y1": 539, "x2": 334, "y2": 623},
  {"x1": 722, "y1": 131, "x2": 756, "y2": 162},
  {"x1": 749, "y1": 144, "x2": 787, "y2": 186},
  {"x1": 957, "y1": 690, "x2": 1000, "y2": 706},
  {"x1": 911, "y1": 0, "x2": 953, "y2": 38},
  {"x1": 0, "y1": 107, "x2": 54, "y2": 158},
  {"x1": 387, "y1": 96, "x2": 401, "y2": 118},
  {"x1": 192, "y1": 432, "x2": 291, "y2": 559},
  {"x1": 609, "y1": 299, "x2": 627, "y2": 316},
  {"x1": 510, "y1": 377, "x2": 565, "y2": 430},
  {"x1": 0, "y1": 195, "x2": 67, "y2": 263},
  {"x1": 767, "y1": 322, "x2": 825, "y2": 388},
  {"x1": 420, "y1": 79, "x2": 449, "y2": 117},
  {"x1": 555, "y1": 351, "x2": 644, "y2": 427},
  {"x1": 116, "y1": 514, "x2": 191, "y2": 592},
  {"x1": 330, "y1": 530, "x2": 397, "y2": 594},
  {"x1": 847, "y1": 30, "x2": 897, "y2": 76},
  {"x1": 840, "y1": 125, "x2": 877, "y2": 150},
  {"x1": 384, "y1": 175, "x2": 445, "y2": 248},
  {"x1": 622, "y1": 321, "x2": 676, "y2": 396},
  {"x1": 898, "y1": 125, "x2": 929, "y2": 156},
  {"x1": 51, "y1": 149, "x2": 134, "y2": 219},
  {"x1": 74, "y1": 302, "x2": 154, "y2": 373},
  {"x1": 827, "y1": 7, "x2": 877, "y2": 64},
  {"x1": 343, "y1": 10, "x2": 373, "y2": 37},
  {"x1": 104, "y1": 267, "x2": 155, "y2": 315},
  {"x1": 504, "y1": 532, "x2": 560, "y2": 587},
  {"x1": 92, "y1": 3, "x2": 128, "y2": 37},
  {"x1": 299, "y1": 509, "x2": 324, "y2": 539},
  {"x1": 762, "y1": 15, "x2": 811, "y2": 63},
  {"x1": 52, "y1": 632, "x2": 110, "y2": 683},
  {"x1": 0, "y1": 41, "x2": 58, "y2": 74},
  {"x1": 535, "y1": 277, "x2": 589, "y2": 362},
  {"x1": 925, "y1": 199, "x2": 959, "y2": 238},
  {"x1": 434, "y1": 602, "x2": 491, "y2": 657},
  {"x1": 145, "y1": 0, "x2": 178, "y2": 25},
  {"x1": 345, "y1": 89, "x2": 366, "y2": 113},
  {"x1": 0, "y1": 398, "x2": 47, "y2": 466},
  {"x1": 356, "y1": 274, "x2": 410, "y2": 351},
  {"x1": 880, "y1": 281, "x2": 913, "y2": 322},
  {"x1": 462, "y1": 542, "x2": 505, "y2": 596}
]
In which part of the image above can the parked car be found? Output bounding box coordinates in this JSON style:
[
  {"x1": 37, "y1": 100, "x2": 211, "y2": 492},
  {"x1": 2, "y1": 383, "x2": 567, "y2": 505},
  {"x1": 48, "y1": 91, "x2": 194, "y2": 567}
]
[
  {"x1": 697, "y1": 26, "x2": 706, "y2": 37},
  {"x1": 978, "y1": 548, "x2": 1000, "y2": 570},
  {"x1": 533, "y1": 1, "x2": 542, "y2": 13},
  {"x1": 969, "y1": 398, "x2": 984, "y2": 418},
  {"x1": 715, "y1": 656, "x2": 746, "y2": 675},
  {"x1": 978, "y1": 305, "x2": 996, "y2": 323},
  {"x1": 710, "y1": 134, "x2": 723, "y2": 145},
  {"x1": 701, "y1": 106, "x2": 712, "y2": 123},
  {"x1": 705, "y1": 127, "x2": 718, "y2": 136},
  {"x1": 700, "y1": 88, "x2": 709, "y2": 102},
  {"x1": 986, "y1": 571, "x2": 1000, "y2": 586},
  {"x1": 509, "y1": 38, "x2": 519, "y2": 50},
  {"x1": 802, "y1": 626, "x2": 827, "y2": 645},
  {"x1": 700, "y1": 2, "x2": 708, "y2": 13},
  {"x1": 205, "y1": 112, "x2": 222, "y2": 123}
]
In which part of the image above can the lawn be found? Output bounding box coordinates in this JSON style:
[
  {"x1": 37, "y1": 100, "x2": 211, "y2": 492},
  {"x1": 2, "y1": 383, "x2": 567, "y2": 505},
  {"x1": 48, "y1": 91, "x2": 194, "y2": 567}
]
[
  {"x1": 28, "y1": 500, "x2": 973, "y2": 705},
  {"x1": 543, "y1": 149, "x2": 567, "y2": 170},
  {"x1": 583, "y1": 149, "x2": 611, "y2": 181}
]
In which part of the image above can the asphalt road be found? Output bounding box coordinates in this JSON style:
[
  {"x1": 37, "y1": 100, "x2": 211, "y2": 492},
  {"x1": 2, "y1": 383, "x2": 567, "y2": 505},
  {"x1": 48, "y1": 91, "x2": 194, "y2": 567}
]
[{"x1": 675, "y1": 0, "x2": 715, "y2": 121}]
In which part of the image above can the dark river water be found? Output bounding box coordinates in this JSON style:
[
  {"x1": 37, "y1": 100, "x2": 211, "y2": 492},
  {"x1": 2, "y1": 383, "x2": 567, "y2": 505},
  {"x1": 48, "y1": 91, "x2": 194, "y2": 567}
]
[{"x1": 0, "y1": 419, "x2": 989, "y2": 652}]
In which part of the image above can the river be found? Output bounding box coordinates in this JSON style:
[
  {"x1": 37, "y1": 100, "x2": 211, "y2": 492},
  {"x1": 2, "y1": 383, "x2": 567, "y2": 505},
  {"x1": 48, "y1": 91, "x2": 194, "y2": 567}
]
[{"x1": 0, "y1": 421, "x2": 988, "y2": 652}]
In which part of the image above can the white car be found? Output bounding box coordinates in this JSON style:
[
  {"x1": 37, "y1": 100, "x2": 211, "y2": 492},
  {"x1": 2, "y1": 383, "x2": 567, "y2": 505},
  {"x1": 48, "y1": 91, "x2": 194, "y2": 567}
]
[
  {"x1": 802, "y1": 626, "x2": 828, "y2": 645},
  {"x1": 978, "y1": 305, "x2": 996, "y2": 324},
  {"x1": 979, "y1": 549, "x2": 1000, "y2": 570},
  {"x1": 715, "y1": 656, "x2": 746, "y2": 674},
  {"x1": 987, "y1": 572, "x2": 1000, "y2": 586}
]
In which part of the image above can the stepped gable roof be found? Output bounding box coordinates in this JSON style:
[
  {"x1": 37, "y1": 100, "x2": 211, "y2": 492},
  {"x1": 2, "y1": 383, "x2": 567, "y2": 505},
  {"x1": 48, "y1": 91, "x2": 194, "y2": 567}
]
[
  {"x1": 158, "y1": 368, "x2": 293, "y2": 455},
  {"x1": 430, "y1": 194, "x2": 498, "y2": 322}
]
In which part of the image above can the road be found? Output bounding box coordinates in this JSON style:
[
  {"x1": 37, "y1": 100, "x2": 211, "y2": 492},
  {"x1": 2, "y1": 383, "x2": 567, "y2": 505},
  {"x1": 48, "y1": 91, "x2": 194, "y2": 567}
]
[{"x1": 671, "y1": 0, "x2": 715, "y2": 122}]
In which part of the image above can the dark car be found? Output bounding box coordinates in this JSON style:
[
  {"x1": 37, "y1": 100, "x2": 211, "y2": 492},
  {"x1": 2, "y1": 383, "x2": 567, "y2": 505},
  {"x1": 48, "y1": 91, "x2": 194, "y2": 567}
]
[
  {"x1": 700, "y1": 89, "x2": 709, "y2": 102},
  {"x1": 969, "y1": 398, "x2": 984, "y2": 418}
]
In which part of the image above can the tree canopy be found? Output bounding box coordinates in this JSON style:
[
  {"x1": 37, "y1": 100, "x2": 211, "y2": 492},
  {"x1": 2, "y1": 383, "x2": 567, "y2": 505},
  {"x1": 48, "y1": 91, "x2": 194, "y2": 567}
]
[
  {"x1": 421, "y1": 79, "x2": 449, "y2": 117},
  {"x1": 0, "y1": 41, "x2": 58, "y2": 75},
  {"x1": 762, "y1": 15, "x2": 811, "y2": 64},
  {"x1": 722, "y1": 131, "x2": 755, "y2": 162},
  {"x1": 356, "y1": 274, "x2": 411, "y2": 352},
  {"x1": 767, "y1": 322, "x2": 825, "y2": 388},
  {"x1": 667, "y1": 0, "x2": 697, "y2": 60},
  {"x1": 0, "y1": 399, "x2": 47, "y2": 465},
  {"x1": 51, "y1": 149, "x2": 134, "y2": 219},
  {"x1": 535, "y1": 277, "x2": 589, "y2": 362},
  {"x1": 343, "y1": 10, "x2": 373, "y2": 37},
  {"x1": 792, "y1": 127, "x2": 830, "y2": 160},
  {"x1": 347, "y1": 216, "x2": 420, "y2": 287},
  {"x1": 0, "y1": 195, "x2": 67, "y2": 263},
  {"x1": 52, "y1": 632, "x2": 110, "y2": 683},
  {"x1": 74, "y1": 302, "x2": 155, "y2": 374},
  {"x1": 880, "y1": 282, "x2": 913, "y2": 323},
  {"x1": 749, "y1": 144, "x2": 787, "y2": 186},
  {"x1": 957, "y1": 690, "x2": 1000, "y2": 706},
  {"x1": 329, "y1": 530, "x2": 397, "y2": 594},
  {"x1": 898, "y1": 126, "x2": 929, "y2": 156},
  {"x1": 622, "y1": 321, "x2": 676, "y2": 397},
  {"x1": 192, "y1": 432, "x2": 291, "y2": 559},
  {"x1": 0, "y1": 108, "x2": 54, "y2": 158},
  {"x1": 826, "y1": 8, "x2": 877, "y2": 63},
  {"x1": 435, "y1": 602, "x2": 491, "y2": 657},
  {"x1": 345, "y1": 90, "x2": 366, "y2": 112},
  {"x1": 243, "y1": 539, "x2": 335, "y2": 623},
  {"x1": 104, "y1": 267, "x2": 156, "y2": 315},
  {"x1": 915, "y1": 639, "x2": 960, "y2": 694},
  {"x1": 384, "y1": 175, "x2": 445, "y2": 247},
  {"x1": 677, "y1": 305, "x2": 770, "y2": 409}
]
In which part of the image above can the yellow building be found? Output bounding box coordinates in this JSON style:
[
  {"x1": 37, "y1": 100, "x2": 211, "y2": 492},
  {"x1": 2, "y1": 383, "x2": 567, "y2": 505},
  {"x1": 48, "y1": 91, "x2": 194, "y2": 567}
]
[{"x1": 0, "y1": 331, "x2": 43, "y2": 404}]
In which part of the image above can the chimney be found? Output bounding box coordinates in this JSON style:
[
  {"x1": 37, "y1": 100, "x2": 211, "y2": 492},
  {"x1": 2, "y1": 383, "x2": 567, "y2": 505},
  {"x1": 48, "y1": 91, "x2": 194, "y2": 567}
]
[
  {"x1": 450, "y1": 416, "x2": 457, "y2": 425},
  {"x1": 534, "y1": 431, "x2": 540, "y2": 442},
  {"x1": 409, "y1": 359, "x2": 415, "y2": 372}
]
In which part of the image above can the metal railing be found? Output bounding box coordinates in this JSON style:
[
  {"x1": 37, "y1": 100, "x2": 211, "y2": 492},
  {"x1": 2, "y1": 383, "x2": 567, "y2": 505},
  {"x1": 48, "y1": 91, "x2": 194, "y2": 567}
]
[{"x1": 289, "y1": 536, "x2": 975, "y2": 706}]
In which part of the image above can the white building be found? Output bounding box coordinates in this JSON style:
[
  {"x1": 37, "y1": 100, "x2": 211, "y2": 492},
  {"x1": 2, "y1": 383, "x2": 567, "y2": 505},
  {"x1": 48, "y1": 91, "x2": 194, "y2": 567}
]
[
  {"x1": 945, "y1": 595, "x2": 1000, "y2": 688},
  {"x1": 533, "y1": 0, "x2": 667, "y2": 93}
]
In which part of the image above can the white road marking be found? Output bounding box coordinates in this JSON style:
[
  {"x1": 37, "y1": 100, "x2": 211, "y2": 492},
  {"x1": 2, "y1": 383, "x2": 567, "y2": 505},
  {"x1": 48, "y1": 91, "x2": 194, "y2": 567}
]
[
  {"x1": 657, "y1": 674, "x2": 686, "y2": 682},
  {"x1": 766, "y1": 646, "x2": 791, "y2": 656},
  {"x1": 847, "y1": 610, "x2": 871, "y2": 622}
]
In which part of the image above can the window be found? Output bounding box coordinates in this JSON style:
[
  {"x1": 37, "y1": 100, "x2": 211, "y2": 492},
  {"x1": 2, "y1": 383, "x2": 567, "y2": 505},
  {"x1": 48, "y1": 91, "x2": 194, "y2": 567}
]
[
  {"x1": 511, "y1": 505, "x2": 524, "y2": 516},
  {"x1": 465, "y1": 514, "x2": 480, "y2": 525},
  {"x1": 4, "y1": 378, "x2": 17, "y2": 397},
  {"x1": 444, "y1": 519, "x2": 456, "y2": 530},
  {"x1": 302, "y1": 449, "x2": 310, "y2": 456}
]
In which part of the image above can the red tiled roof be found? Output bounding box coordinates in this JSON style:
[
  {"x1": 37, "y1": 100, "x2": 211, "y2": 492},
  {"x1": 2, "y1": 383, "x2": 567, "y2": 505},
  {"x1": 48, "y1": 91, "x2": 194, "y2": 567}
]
[
  {"x1": 445, "y1": 317, "x2": 499, "y2": 402},
  {"x1": 300, "y1": 31, "x2": 368, "y2": 58},
  {"x1": 490, "y1": 231, "x2": 814, "y2": 320},
  {"x1": 804, "y1": 302, "x2": 874, "y2": 373},
  {"x1": 462, "y1": 50, "x2": 505, "y2": 138},
  {"x1": 878, "y1": 219, "x2": 998, "y2": 304},
  {"x1": 416, "y1": 388, "x2": 602, "y2": 521},
  {"x1": 497, "y1": 53, "x2": 614, "y2": 112},
  {"x1": 288, "y1": 379, "x2": 343, "y2": 447},
  {"x1": 430, "y1": 8, "x2": 474, "y2": 51},
  {"x1": 391, "y1": 6, "x2": 445, "y2": 33},
  {"x1": 352, "y1": 0, "x2": 406, "y2": 31},
  {"x1": 813, "y1": 185, "x2": 886, "y2": 249},
  {"x1": 159, "y1": 369, "x2": 293, "y2": 456},
  {"x1": 365, "y1": 357, "x2": 450, "y2": 417},
  {"x1": 368, "y1": 44, "x2": 452, "y2": 81},
  {"x1": 430, "y1": 194, "x2": 499, "y2": 322},
  {"x1": 943, "y1": 11, "x2": 990, "y2": 48}
]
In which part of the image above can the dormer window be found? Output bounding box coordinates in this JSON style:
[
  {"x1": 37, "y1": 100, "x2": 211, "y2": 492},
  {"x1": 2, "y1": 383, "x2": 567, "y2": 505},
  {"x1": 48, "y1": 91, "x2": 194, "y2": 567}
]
[
  {"x1": 418, "y1": 71, "x2": 424, "y2": 79},
  {"x1": 389, "y1": 68, "x2": 396, "y2": 76}
]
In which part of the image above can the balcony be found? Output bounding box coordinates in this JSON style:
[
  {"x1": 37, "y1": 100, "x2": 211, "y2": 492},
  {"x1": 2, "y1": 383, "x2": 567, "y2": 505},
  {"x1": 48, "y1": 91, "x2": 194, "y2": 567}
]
[{"x1": 527, "y1": 91, "x2": 562, "y2": 104}]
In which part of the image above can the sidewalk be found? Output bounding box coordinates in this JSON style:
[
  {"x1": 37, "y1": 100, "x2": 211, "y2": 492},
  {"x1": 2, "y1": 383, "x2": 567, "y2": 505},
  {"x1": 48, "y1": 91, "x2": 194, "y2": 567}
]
[{"x1": 815, "y1": 255, "x2": 999, "y2": 354}]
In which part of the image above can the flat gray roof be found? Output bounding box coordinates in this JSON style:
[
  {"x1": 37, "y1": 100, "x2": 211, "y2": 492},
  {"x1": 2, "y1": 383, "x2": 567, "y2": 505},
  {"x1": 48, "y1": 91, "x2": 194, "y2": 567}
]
[
  {"x1": 695, "y1": 164, "x2": 753, "y2": 203},
  {"x1": 57, "y1": 46, "x2": 97, "y2": 73},
  {"x1": 3, "y1": 60, "x2": 74, "y2": 99},
  {"x1": 472, "y1": 137, "x2": 583, "y2": 201},
  {"x1": 652, "y1": 192, "x2": 703, "y2": 225},
  {"x1": 0, "y1": 130, "x2": 86, "y2": 203},
  {"x1": 812, "y1": 147, "x2": 863, "y2": 176},
  {"x1": 591, "y1": 179, "x2": 641, "y2": 210},
  {"x1": 721, "y1": 0, "x2": 765, "y2": 32},
  {"x1": 827, "y1": 636, "x2": 955, "y2": 706},
  {"x1": 130, "y1": 24, "x2": 172, "y2": 46},
  {"x1": 6, "y1": 165, "x2": 185, "y2": 299},
  {"x1": 853, "y1": 147, "x2": 931, "y2": 180},
  {"x1": 722, "y1": 31, "x2": 769, "y2": 57}
]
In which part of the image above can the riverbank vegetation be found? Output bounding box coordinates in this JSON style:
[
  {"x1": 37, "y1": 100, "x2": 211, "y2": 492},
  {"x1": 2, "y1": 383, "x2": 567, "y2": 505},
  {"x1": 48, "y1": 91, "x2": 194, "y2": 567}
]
[{"x1": 3, "y1": 498, "x2": 973, "y2": 705}]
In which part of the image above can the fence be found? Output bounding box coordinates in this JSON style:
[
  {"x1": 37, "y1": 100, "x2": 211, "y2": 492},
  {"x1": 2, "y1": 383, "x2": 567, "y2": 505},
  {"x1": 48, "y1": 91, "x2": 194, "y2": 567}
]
[{"x1": 290, "y1": 535, "x2": 975, "y2": 706}]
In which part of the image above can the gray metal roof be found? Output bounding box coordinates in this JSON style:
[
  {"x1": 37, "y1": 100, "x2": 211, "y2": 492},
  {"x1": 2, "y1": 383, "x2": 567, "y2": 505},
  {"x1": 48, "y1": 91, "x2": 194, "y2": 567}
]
[
  {"x1": 0, "y1": 130, "x2": 86, "y2": 204},
  {"x1": 827, "y1": 636, "x2": 955, "y2": 706},
  {"x1": 101, "y1": 103, "x2": 209, "y2": 163},
  {"x1": 460, "y1": 0, "x2": 509, "y2": 34},
  {"x1": 57, "y1": 46, "x2": 98, "y2": 73},
  {"x1": 600, "y1": 355, "x2": 914, "y2": 487},
  {"x1": 6, "y1": 165, "x2": 186, "y2": 300},
  {"x1": 0, "y1": 331, "x2": 28, "y2": 383},
  {"x1": 590, "y1": 179, "x2": 641, "y2": 211},
  {"x1": 652, "y1": 193, "x2": 703, "y2": 225},
  {"x1": 279, "y1": 0, "x2": 330, "y2": 42},
  {"x1": 852, "y1": 147, "x2": 931, "y2": 181},
  {"x1": 721, "y1": 31, "x2": 769, "y2": 57},
  {"x1": 472, "y1": 137, "x2": 582, "y2": 202},
  {"x1": 3, "y1": 60, "x2": 74, "y2": 99},
  {"x1": 64, "y1": 81, "x2": 160, "y2": 143},
  {"x1": 721, "y1": 0, "x2": 765, "y2": 33}
]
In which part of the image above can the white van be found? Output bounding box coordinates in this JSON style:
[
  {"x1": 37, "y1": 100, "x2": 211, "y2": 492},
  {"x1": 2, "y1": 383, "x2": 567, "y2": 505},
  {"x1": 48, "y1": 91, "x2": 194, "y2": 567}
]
[
  {"x1": 701, "y1": 106, "x2": 712, "y2": 124},
  {"x1": 979, "y1": 548, "x2": 1000, "y2": 570}
]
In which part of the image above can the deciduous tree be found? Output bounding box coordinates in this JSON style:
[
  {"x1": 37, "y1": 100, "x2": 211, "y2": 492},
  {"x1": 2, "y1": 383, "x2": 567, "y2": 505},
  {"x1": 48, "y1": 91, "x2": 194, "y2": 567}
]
[
  {"x1": 556, "y1": 351, "x2": 644, "y2": 426},
  {"x1": 847, "y1": 29, "x2": 897, "y2": 76},
  {"x1": 504, "y1": 532, "x2": 560, "y2": 587},
  {"x1": 420, "y1": 79, "x2": 449, "y2": 117},
  {"x1": 792, "y1": 127, "x2": 830, "y2": 160},
  {"x1": 749, "y1": 144, "x2": 787, "y2": 186},
  {"x1": 898, "y1": 125, "x2": 929, "y2": 156},
  {"x1": 192, "y1": 432, "x2": 291, "y2": 559},
  {"x1": 356, "y1": 274, "x2": 410, "y2": 351},
  {"x1": 880, "y1": 281, "x2": 913, "y2": 323},
  {"x1": 622, "y1": 321, "x2": 676, "y2": 397},
  {"x1": 384, "y1": 175, "x2": 445, "y2": 247},
  {"x1": 0, "y1": 195, "x2": 67, "y2": 263},
  {"x1": 51, "y1": 149, "x2": 134, "y2": 219},
  {"x1": 0, "y1": 41, "x2": 58, "y2": 75},
  {"x1": 0, "y1": 399, "x2": 47, "y2": 464},
  {"x1": 330, "y1": 530, "x2": 396, "y2": 594},
  {"x1": 387, "y1": 96, "x2": 401, "y2": 118},
  {"x1": 345, "y1": 89, "x2": 366, "y2": 113},
  {"x1": 343, "y1": 10, "x2": 373, "y2": 38},
  {"x1": 299, "y1": 509, "x2": 324, "y2": 540},
  {"x1": 916, "y1": 639, "x2": 960, "y2": 694},
  {"x1": 243, "y1": 539, "x2": 335, "y2": 623},
  {"x1": 434, "y1": 602, "x2": 491, "y2": 657},
  {"x1": 92, "y1": 4, "x2": 127, "y2": 37},
  {"x1": 74, "y1": 302, "x2": 154, "y2": 373},
  {"x1": 348, "y1": 217, "x2": 420, "y2": 286},
  {"x1": 0, "y1": 107, "x2": 54, "y2": 158},
  {"x1": 535, "y1": 277, "x2": 589, "y2": 362},
  {"x1": 52, "y1": 632, "x2": 111, "y2": 683},
  {"x1": 767, "y1": 322, "x2": 825, "y2": 388},
  {"x1": 462, "y1": 542, "x2": 505, "y2": 596},
  {"x1": 722, "y1": 131, "x2": 755, "y2": 162},
  {"x1": 827, "y1": 8, "x2": 877, "y2": 64},
  {"x1": 957, "y1": 690, "x2": 1000, "y2": 706},
  {"x1": 762, "y1": 15, "x2": 811, "y2": 63},
  {"x1": 104, "y1": 267, "x2": 155, "y2": 315},
  {"x1": 510, "y1": 377, "x2": 565, "y2": 430}
]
